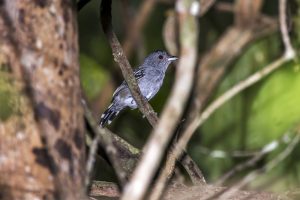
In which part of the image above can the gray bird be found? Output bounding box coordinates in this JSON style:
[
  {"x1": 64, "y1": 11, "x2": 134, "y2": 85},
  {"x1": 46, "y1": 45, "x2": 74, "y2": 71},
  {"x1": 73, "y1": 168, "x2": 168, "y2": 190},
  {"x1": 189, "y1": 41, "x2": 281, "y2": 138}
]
[{"x1": 99, "y1": 50, "x2": 178, "y2": 127}]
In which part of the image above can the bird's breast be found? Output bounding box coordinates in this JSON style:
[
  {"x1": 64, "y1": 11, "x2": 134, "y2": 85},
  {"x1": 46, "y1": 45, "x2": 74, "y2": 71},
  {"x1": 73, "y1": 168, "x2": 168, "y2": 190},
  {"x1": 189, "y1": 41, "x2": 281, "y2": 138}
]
[{"x1": 138, "y1": 72, "x2": 165, "y2": 100}]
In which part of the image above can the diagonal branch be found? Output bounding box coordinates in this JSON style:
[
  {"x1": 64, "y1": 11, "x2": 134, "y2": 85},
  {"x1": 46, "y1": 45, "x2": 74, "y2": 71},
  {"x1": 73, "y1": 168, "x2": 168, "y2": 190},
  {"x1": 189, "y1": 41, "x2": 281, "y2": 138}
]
[
  {"x1": 121, "y1": 0, "x2": 199, "y2": 199},
  {"x1": 84, "y1": 100, "x2": 140, "y2": 187},
  {"x1": 96, "y1": 0, "x2": 204, "y2": 189},
  {"x1": 100, "y1": 0, "x2": 158, "y2": 127}
]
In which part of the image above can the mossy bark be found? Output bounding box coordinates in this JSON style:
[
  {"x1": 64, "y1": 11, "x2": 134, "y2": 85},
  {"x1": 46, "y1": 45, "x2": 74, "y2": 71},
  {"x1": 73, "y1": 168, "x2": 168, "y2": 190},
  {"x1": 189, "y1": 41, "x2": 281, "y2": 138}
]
[{"x1": 0, "y1": 1, "x2": 85, "y2": 199}]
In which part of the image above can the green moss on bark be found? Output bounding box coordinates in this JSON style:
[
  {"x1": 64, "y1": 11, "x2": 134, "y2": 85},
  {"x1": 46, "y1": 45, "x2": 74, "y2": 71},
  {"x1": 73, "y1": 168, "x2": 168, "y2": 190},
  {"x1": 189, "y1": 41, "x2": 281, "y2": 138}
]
[{"x1": 0, "y1": 72, "x2": 21, "y2": 121}]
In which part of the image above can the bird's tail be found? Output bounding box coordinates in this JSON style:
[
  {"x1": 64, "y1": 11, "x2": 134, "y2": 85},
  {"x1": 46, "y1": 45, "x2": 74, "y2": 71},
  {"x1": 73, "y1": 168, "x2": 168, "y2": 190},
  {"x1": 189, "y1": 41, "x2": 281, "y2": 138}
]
[{"x1": 99, "y1": 104, "x2": 119, "y2": 127}]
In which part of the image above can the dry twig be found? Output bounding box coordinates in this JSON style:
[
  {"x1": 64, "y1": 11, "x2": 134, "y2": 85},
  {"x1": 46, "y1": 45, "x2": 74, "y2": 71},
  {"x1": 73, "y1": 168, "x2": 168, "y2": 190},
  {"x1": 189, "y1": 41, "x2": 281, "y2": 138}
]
[{"x1": 100, "y1": 0, "x2": 158, "y2": 127}]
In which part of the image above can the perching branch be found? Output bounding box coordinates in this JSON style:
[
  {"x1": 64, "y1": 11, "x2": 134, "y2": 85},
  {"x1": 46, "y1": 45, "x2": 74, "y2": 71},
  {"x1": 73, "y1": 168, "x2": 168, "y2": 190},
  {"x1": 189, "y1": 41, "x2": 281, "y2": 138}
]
[
  {"x1": 100, "y1": 0, "x2": 158, "y2": 127},
  {"x1": 121, "y1": 0, "x2": 199, "y2": 199},
  {"x1": 97, "y1": 0, "x2": 204, "y2": 189}
]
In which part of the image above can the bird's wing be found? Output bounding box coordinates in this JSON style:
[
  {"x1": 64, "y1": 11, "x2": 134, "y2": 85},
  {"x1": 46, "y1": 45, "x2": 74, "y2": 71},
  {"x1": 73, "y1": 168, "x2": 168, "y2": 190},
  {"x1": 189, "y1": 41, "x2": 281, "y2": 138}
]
[
  {"x1": 133, "y1": 67, "x2": 145, "y2": 81},
  {"x1": 111, "y1": 67, "x2": 145, "y2": 101},
  {"x1": 112, "y1": 82, "x2": 126, "y2": 100}
]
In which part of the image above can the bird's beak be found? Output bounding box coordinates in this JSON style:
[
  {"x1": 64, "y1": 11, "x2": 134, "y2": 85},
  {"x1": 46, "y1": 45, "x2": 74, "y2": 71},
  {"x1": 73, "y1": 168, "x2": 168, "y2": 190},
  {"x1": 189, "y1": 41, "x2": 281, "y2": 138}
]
[{"x1": 168, "y1": 56, "x2": 178, "y2": 61}]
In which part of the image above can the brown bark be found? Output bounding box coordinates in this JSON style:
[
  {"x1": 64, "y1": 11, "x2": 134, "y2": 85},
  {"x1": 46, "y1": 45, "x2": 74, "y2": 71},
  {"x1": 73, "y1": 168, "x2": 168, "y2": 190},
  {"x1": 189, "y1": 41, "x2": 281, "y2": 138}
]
[{"x1": 0, "y1": 1, "x2": 85, "y2": 200}]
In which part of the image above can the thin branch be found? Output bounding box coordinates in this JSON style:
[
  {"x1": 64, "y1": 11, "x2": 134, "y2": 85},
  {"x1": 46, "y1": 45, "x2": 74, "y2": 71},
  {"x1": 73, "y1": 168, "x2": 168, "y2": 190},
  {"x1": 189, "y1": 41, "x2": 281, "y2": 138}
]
[
  {"x1": 121, "y1": 0, "x2": 199, "y2": 199},
  {"x1": 216, "y1": 131, "x2": 300, "y2": 200},
  {"x1": 98, "y1": 0, "x2": 203, "y2": 185},
  {"x1": 216, "y1": 132, "x2": 292, "y2": 185},
  {"x1": 100, "y1": 0, "x2": 158, "y2": 127},
  {"x1": 85, "y1": 118, "x2": 102, "y2": 187},
  {"x1": 85, "y1": 1, "x2": 158, "y2": 186},
  {"x1": 84, "y1": 99, "x2": 204, "y2": 190},
  {"x1": 180, "y1": 152, "x2": 206, "y2": 184},
  {"x1": 82, "y1": 102, "x2": 134, "y2": 187},
  {"x1": 279, "y1": 0, "x2": 295, "y2": 59}
]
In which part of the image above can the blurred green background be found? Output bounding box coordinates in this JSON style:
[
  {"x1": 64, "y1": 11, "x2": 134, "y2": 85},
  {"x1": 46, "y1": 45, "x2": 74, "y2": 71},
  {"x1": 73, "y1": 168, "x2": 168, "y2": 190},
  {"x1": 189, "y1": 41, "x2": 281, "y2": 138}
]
[{"x1": 78, "y1": 0, "x2": 300, "y2": 193}]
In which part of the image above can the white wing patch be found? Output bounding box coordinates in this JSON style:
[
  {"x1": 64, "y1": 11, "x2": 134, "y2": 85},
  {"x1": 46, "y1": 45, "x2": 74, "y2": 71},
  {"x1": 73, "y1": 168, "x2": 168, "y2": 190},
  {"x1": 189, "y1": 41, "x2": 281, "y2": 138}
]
[
  {"x1": 146, "y1": 92, "x2": 152, "y2": 99},
  {"x1": 124, "y1": 97, "x2": 134, "y2": 105}
]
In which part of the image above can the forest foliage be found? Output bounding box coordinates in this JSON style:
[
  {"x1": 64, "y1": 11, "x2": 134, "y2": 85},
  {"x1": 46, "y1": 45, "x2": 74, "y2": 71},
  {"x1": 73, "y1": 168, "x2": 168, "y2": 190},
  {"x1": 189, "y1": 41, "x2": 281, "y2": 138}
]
[{"x1": 1, "y1": 0, "x2": 300, "y2": 199}]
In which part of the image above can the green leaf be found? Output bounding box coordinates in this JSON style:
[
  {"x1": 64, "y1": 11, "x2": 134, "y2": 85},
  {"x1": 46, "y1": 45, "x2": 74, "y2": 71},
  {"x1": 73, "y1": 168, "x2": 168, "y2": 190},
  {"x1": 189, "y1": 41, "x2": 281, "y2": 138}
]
[{"x1": 80, "y1": 54, "x2": 109, "y2": 101}]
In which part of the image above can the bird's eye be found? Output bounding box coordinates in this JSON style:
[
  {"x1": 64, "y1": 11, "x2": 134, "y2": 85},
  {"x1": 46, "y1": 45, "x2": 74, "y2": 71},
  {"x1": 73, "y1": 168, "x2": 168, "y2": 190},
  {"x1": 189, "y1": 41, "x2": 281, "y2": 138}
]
[{"x1": 158, "y1": 55, "x2": 163, "y2": 59}]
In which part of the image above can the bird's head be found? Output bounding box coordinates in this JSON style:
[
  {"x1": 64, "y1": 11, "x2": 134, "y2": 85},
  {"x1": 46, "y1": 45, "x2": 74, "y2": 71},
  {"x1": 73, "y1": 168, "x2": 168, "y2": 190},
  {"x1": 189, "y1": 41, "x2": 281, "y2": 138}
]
[{"x1": 143, "y1": 50, "x2": 178, "y2": 70}]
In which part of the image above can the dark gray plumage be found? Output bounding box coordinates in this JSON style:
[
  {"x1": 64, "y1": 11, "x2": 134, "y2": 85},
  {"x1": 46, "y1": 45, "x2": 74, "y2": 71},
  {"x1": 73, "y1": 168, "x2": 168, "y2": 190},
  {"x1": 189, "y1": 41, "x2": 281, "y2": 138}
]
[{"x1": 99, "y1": 50, "x2": 178, "y2": 127}]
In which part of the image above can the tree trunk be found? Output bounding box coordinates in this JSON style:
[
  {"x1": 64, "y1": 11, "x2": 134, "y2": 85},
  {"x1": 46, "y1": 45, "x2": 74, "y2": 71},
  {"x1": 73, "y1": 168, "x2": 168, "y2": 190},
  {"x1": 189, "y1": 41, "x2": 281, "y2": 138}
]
[{"x1": 0, "y1": 1, "x2": 85, "y2": 199}]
